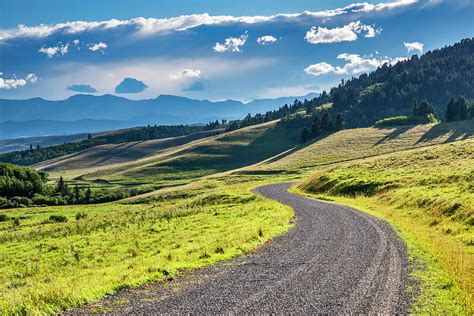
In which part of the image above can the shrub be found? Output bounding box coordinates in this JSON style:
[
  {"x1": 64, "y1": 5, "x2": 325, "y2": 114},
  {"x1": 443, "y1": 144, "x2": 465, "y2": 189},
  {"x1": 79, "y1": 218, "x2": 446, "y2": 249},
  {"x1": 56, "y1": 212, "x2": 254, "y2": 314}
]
[
  {"x1": 374, "y1": 114, "x2": 438, "y2": 127},
  {"x1": 49, "y1": 215, "x2": 68, "y2": 223},
  {"x1": 75, "y1": 212, "x2": 87, "y2": 220},
  {"x1": 0, "y1": 214, "x2": 8, "y2": 222}
]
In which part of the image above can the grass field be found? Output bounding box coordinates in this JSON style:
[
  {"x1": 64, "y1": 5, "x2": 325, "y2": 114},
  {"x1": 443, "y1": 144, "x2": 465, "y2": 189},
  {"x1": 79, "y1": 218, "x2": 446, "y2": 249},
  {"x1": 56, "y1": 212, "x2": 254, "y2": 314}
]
[
  {"x1": 0, "y1": 178, "x2": 293, "y2": 313},
  {"x1": 298, "y1": 139, "x2": 474, "y2": 313},
  {"x1": 1, "y1": 120, "x2": 473, "y2": 313}
]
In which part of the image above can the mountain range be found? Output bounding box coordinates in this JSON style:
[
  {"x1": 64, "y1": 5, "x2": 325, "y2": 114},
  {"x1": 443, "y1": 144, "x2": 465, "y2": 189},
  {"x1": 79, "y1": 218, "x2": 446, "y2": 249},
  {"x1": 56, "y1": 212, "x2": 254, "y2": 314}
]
[{"x1": 0, "y1": 93, "x2": 317, "y2": 139}]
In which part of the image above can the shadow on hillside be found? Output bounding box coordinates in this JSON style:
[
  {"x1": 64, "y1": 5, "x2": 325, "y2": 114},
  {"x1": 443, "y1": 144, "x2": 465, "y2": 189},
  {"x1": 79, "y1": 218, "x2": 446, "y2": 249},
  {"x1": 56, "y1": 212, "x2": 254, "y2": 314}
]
[
  {"x1": 372, "y1": 125, "x2": 415, "y2": 147},
  {"x1": 416, "y1": 121, "x2": 473, "y2": 144}
]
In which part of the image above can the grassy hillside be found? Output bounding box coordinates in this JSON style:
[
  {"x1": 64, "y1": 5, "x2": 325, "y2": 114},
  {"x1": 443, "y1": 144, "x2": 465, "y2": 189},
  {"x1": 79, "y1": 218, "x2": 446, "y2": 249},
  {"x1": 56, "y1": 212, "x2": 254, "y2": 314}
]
[
  {"x1": 52, "y1": 121, "x2": 301, "y2": 187},
  {"x1": 1, "y1": 120, "x2": 472, "y2": 313},
  {"x1": 35, "y1": 130, "x2": 220, "y2": 172},
  {"x1": 298, "y1": 139, "x2": 473, "y2": 313},
  {"x1": 255, "y1": 120, "x2": 473, "y2": 173}
]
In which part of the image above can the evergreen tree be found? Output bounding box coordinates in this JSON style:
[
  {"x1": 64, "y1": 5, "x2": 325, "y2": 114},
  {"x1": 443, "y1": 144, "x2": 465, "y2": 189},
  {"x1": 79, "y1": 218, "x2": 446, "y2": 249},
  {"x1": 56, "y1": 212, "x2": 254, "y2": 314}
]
[
  {"x1": 416, "y1": 99, "x2": 435, "y2": 117},
  {"x1": 300, "y1": 127, "x2": 310, "y2": 143},
  {"x1": 320, "y1": 112, "x2": 333, "y2": 133},
  {"x1": 310, "y1": 114, "x2": 321, "y2": 137},
  {"x1": 445, "y1": 97, "x2": 457, "y2": 122},
  {"x1": 456, "y1": 96, "x2": 469, "y2": 121},
  {"x1": 73, "y1": 185, "x2": 81, "y2": 201},
  {"x1": 56, "y1": 176, "x2": 69, "y2": 196},
  {"x1": 85, "y1": 186, "x2": 92, "y2": 203},
  {"x1": 87, "y1": 133, "x2": 92, "y2": 140},
  {"x1": 334, "y1": 113, "x2": 345, "y2": 131}
]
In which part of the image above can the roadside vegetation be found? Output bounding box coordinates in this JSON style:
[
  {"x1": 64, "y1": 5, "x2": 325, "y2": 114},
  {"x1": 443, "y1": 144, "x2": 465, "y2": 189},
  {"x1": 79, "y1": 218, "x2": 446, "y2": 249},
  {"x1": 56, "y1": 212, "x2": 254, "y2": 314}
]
[{"x1": 298, "y1": 139, "x2": 473, "y2": 313}]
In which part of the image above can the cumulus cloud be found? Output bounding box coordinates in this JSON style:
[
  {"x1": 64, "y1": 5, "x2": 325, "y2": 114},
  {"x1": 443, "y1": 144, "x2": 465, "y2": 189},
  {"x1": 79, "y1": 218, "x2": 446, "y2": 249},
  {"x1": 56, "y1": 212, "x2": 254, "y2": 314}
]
[
  {"x1": 404, "y1": 41, "x2": 424, "y2": 52},
  {"x1": 0, "y1": 73, "x2": 38, "y2": 89},
  {"x1": 170, "y1": 68, "x2": 201, "y2": 79},
  {"x1": 0, "y1": 1, "x2": 417, "y2": 42},
  {"x1": 305, "y1": 21, "x2": 381, "y2": 44},
  {"x1": 304, "y1": 62, "x2": 336, "y2": 76},
  {"x1": 66, "y1": 84, "x2": 97, "y2": 93},
  {"x1": 38, "y1": 42, "x2": 69, "y2": 58},
  {"x1": 183, "y1": 81, "x2": 205, "y2": 91},
  {"x1": 114, "y1": 77, "x2": 148, "y2": 93},
  {"x1": 305, "y1": 53, "x2": 405, "y2": 76},
  {"x1": 214, "y1": 32, "x2": 248, "y2": 53},
  {"x1": 257, "y1": 35, "x2": 278, "y2": 45},
  {"x1": 89, "y1": 42, "x2": 107, "y2": 52}
]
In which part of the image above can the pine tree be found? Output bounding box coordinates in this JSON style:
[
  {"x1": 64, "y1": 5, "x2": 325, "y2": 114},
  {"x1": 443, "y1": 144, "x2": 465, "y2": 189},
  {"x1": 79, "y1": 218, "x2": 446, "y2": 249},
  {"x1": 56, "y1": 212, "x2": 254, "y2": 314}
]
[
  {"x1": 334, "y1": 113, "x2": 345, "y2": 131},
  {"x1": 456, "y1": 96, "x2": 469, "y2": 121},
  {"x1": 300, "y1": 127, "x2": 310, "y2": 143},
  {"x1": 416, "y1": 99, "x2": 435, "y2": 117},
  {"x1": 445, "y1": 97, "x2": 457, "y2": 122},
  {"x1": 85, "y1": 186, "x2": 92, "y2": 203},
  {"x1": 320, "y1": 112, "x2": 333, "y2": 133},
  {"x1": 56, "y1": 176, "x2": 69, "y2": 196},
  {"x1": 310, "y1": 114, "x2": 321, "y2": 137},
  {"x1": 73, "y1": 185, "x2": 81, "y2": 202}
]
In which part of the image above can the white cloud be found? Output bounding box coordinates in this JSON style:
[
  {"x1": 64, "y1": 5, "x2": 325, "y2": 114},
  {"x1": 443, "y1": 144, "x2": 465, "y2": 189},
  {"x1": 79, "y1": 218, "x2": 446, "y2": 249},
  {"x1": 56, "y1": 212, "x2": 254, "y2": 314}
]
[
  {"x1": 305, "y1": 21, "x2": 381, "y2": 44},
  {"x1": 0, "y1": 0, "x2": 418, "y2": 42},
  {"x1": 305, "y1": 53, "x2": 405, "y2": 76},
  {"x1": 304, "y1": 62, "x2": 336, "y2": 76},
  {"x1": 257, "y1": 35, "x2": 277, "y2": 45},
  {"x1": 38, "y1": 42, "x2": 69, "y2": 58},
  {"x1": 26, "y1": 73, "x2": 38, "y2": 83},
  {"x1": 73, "y1": 39, "x2": 80, "y2": 45},
  {"x1": 0, "y1": 73, "x2": 38, "y2": 89},
  {"x1": 170, "y1": 68, "x2": 201, "y2": 79},
  {"x1": 89, "y1": 42, "x2": 107, "y2": 52},
  {"x1": 404, "y1": 41, "x2": 424, "y2": 53},
  {"x1": 214, "y1": 32, "x2": 248, "y2": 53}
]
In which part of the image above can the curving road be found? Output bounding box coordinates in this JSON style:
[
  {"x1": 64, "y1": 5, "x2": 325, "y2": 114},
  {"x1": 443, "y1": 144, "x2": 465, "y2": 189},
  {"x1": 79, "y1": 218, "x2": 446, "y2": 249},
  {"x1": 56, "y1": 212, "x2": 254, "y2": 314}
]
[{"x1": 72, "y1": 182, "x2": 412, "y2": 314}]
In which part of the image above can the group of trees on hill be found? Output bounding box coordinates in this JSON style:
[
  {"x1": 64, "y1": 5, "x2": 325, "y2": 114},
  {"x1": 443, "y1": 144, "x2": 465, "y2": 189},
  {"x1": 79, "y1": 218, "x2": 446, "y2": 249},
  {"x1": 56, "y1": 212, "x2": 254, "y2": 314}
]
[
  {"x1": 445, "y1": 96, "x2": 474, "y2": 122},
  {"x1": 301, "y1": 113, "x2": 345, "y2": 143},
  {"x1": 0, "y1": 163, "x2": 150, "y2": 209},
  {"x1": 0, "y1": 124, "x2": 204, "y2": 166}
]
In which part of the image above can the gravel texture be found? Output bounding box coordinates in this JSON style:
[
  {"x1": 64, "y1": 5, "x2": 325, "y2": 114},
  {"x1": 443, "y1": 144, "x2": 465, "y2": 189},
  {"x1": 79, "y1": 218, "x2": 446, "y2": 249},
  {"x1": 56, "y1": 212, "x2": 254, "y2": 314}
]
[{"x1": 69, "y1": 182, "x2": 412, "y2": 314}]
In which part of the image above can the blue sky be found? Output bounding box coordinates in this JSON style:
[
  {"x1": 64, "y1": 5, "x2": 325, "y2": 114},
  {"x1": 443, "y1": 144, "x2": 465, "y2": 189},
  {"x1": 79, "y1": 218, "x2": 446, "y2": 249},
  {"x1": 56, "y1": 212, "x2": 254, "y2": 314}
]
[{"x1": 0, "y1": 0, "x2": 472, "y2": 101}]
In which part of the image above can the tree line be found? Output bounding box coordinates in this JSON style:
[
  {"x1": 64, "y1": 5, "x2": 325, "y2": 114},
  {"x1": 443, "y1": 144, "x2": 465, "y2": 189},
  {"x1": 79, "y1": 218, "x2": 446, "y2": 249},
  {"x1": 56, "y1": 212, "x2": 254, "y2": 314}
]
[{"x1": 0, "y1": 163, "x2": 151, "y2": 209}]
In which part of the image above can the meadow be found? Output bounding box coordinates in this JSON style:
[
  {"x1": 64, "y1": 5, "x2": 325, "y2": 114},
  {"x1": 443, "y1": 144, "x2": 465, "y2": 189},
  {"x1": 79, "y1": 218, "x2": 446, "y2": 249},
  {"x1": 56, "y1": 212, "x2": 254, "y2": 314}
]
[
  {"x1": 0, "y1": 120, "x2": 473, "y2": 313},
  {"x1": 298, "y1": 139, "x2": 473, "y2": 313}
]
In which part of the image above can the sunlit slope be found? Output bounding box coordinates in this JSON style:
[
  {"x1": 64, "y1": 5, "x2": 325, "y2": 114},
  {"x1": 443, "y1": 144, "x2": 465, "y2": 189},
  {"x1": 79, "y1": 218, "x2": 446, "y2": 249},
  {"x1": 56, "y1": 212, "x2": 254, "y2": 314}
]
[
  {"x1": 74, "y1": 121, "x2": 300, "y2": 185},
  {"x1": 298, "y1": 138, "x2": 474, "y2": 312},
  {"x1": 253, "y1": 120, "x2": 473, "y2": 174},
  {"x1": 34, "y1": 130, "x2": 220, "y2": 172}
]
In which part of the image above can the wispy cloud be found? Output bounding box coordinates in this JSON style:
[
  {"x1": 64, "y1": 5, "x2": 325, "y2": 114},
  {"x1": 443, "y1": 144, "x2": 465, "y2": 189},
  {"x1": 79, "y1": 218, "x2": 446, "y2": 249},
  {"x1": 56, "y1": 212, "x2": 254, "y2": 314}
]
[
  {"x1": 214, "y1": 32, "x2": 248, "y2": 53},
  {"x1": 0, "y1": 0, "x2": 418, "y2": 42},
  {"x1": 257, "y1": 35, "x2": 277, "y2": 45},
  {"x1": 170, "y1": 68, "x2": 201, "y2": 79},
  {"x1": 89, "y1": 42, "x2": 107, "y2": 52},
  {"x1": 305, "y1": 21, "x2": 381, "y2": 44},
  {"x1": 38, "y1": 42, "x2": 69, "y2": 58},
  {"x1": 404, "y1": 41, "x2": 424, "y2": 52}
]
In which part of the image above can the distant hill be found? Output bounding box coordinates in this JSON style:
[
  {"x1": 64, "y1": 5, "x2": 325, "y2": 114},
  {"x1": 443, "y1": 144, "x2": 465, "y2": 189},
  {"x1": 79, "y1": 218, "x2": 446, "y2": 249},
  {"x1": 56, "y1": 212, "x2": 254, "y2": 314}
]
[{"x1": 0, "y1": 93, "x2": 317, "y2": 139}]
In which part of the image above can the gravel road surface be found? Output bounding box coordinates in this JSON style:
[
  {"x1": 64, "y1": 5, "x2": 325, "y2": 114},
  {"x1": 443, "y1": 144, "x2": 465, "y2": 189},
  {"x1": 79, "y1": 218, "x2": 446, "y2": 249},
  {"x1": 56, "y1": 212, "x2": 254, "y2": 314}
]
[{"x1": 70, "y1": 182, "x2": 412, "y2": 314}]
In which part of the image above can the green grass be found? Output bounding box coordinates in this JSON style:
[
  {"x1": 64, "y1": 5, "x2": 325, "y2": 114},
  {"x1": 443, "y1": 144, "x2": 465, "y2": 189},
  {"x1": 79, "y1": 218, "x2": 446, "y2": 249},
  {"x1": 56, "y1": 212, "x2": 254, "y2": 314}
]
[
  {"x1": 0, "y1": 179, "x2": 293, "y2": 314},
  {"x1": 1, "y1": 120, "x2": 473, "y2": 313},
  {"x1": 298, "y1": 139, "x2": 473, "y2": 313}
]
